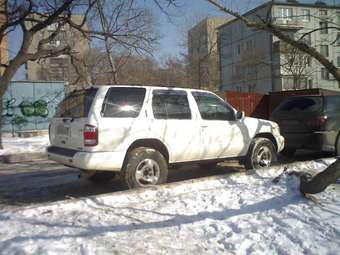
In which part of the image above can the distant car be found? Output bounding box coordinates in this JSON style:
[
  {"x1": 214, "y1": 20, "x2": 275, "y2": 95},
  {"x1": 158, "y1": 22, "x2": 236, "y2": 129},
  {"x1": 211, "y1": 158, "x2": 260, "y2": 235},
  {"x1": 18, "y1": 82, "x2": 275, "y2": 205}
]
[
  {"x1": 270, "y1": 95, "x2": 340, "y2": 157},
  {"x1": 48, "y1": 85, "x2": 284, "y2": 188}
]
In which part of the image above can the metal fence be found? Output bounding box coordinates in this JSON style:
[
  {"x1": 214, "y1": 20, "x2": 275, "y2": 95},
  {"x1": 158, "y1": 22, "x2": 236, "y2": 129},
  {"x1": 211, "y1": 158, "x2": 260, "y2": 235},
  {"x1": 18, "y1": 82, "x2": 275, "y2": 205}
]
[{"x1": 2, "y1": 81, "x2": 65, "y2": 132}]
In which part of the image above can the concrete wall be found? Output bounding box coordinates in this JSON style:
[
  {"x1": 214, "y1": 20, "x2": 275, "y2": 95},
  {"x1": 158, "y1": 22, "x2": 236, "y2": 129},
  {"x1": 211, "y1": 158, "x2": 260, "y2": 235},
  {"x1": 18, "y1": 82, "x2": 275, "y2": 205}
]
[{"x1": 2, "y1": 81, "x2": 64, "y2": 132}]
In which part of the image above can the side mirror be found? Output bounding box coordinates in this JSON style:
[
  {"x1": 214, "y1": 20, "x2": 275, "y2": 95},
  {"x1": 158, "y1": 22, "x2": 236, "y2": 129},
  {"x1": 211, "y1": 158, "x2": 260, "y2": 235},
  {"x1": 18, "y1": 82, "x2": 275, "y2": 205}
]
[{"x1": 235, "y1": 111, "x2": 245, "y2": 120}]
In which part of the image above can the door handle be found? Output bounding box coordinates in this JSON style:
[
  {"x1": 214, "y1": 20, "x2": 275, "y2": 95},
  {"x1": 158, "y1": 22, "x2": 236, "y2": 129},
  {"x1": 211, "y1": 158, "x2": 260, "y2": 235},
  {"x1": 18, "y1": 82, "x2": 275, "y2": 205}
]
[{"x1": 201, "y1": 125, "x2": 208, "y2": 128}]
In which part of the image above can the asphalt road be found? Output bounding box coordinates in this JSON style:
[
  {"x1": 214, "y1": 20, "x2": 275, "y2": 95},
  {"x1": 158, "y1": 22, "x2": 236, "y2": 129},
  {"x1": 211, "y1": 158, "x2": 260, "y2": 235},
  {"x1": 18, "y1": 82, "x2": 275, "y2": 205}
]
[{"x1": 0, "y1": 151, "x2": 334, "y2": 209}]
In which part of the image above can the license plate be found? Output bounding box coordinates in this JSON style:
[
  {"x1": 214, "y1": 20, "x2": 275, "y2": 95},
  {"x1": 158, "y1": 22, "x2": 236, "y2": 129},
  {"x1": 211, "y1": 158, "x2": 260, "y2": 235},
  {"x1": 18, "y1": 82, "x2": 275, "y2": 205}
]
[{"x1": 57, "y1": 124, "x2": 70, "y2": 136}]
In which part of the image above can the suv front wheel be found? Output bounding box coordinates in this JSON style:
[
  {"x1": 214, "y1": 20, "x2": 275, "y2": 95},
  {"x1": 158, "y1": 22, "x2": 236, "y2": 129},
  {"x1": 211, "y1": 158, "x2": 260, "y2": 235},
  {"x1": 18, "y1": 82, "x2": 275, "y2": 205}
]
[
  {"x1": 121, "y1": 147, "x2": 168, "y2": 189},
  {"x1": 245, "y1": 138, "x2": 277, "y2": 170}
]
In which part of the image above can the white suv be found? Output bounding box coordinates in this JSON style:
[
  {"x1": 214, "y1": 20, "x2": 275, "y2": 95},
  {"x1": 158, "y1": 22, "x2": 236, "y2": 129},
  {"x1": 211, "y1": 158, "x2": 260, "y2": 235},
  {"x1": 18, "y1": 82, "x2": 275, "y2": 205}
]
[{"x1": 48, "y1": 85, "x2": 284, "y2": 188}]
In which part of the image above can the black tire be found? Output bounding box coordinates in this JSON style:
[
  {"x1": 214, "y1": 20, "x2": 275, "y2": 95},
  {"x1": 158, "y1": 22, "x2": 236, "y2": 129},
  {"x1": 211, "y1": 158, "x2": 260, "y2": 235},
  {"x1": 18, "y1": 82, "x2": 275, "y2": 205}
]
[
  {"x1": 280, "y1": 148, "x2": 296, "y2": 158},
  {"x1": 336, "y1": 133, "x2": 340, "y2": 156},
  {"x1": 245, "y1": 138, "x2": 277, "y2": 170},
  {"x1": 88, "y1": 171, "x2": 117, "y2": 184},
  {"x1": 121, "y1": 147, "x2": 168, "y2": 189}
]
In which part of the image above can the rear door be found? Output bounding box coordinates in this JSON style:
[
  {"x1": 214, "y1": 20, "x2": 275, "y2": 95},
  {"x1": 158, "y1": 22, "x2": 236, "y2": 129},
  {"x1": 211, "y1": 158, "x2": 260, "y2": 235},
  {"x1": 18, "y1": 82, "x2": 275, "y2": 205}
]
[
  {"x1": 150, "y1": 89, "x2": 202, "y2": 162},
  {"x1": 97, "y1": 87, "x2": 147, "y2": 152},
  {"x1": 50, "y1": 88, "x2": 98, "y2": 151}
]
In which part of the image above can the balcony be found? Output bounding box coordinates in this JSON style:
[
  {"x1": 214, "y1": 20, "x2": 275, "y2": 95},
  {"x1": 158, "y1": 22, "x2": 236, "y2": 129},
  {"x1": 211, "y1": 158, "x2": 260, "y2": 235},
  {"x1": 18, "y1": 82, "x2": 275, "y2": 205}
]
[{"x1": 273, "y1": 18, "x2": 304, "y2": 31}]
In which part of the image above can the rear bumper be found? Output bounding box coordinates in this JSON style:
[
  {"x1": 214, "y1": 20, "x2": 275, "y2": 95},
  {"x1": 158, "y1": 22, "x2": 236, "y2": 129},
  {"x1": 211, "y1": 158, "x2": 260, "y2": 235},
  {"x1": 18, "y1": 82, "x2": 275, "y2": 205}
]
[
  {"x1": 283, "y1": 131, "x2": 337, "y2": 152},
  {"x1": 47, "y1": 146, "x2": 125, "y2": 171}
]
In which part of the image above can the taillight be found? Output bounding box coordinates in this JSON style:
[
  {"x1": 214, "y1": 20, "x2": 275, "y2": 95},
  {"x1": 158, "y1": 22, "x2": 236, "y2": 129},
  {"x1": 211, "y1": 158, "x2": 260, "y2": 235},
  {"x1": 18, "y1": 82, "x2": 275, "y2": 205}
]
[
  {"x1": 306, "y1": 116, "x2": 327, "y2": 130},
  {"x1": 83, "y1": 124, "x2": 98, "y2": 146}
]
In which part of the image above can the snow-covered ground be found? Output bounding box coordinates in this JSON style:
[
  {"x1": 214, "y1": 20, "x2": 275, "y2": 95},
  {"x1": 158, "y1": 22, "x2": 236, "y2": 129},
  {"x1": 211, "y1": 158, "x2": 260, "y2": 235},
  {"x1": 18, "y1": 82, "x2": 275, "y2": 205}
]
[
  {"x1": 0, "y1": 159, "x2": 339, "y2": 254},
  {"x1": 0, "y1": 134, "x2": 49, "y2": 155}
]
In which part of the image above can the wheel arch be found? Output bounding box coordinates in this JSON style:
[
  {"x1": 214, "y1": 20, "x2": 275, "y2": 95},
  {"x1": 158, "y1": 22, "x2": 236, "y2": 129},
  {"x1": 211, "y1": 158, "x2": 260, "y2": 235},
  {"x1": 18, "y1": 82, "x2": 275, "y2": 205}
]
[
  {"x1": 125, "y1": 139, "x2": 170, "y2": 163},
  {"x1": 253, "y1": 133, "x2": 278, "y2": 152}
]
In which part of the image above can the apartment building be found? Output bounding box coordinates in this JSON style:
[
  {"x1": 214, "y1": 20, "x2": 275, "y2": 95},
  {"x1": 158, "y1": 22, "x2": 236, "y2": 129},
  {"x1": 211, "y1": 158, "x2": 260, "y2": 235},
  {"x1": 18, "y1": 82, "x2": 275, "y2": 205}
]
[
  {"x1": 25, "y1": 15, "x2": 90, "y2": 83},
  {"x1": 188, "y1": 17, "x2": 229, "y2": 91},
  {"x1": 218, "y1": 0, "x2": 340, "y2": 93}
]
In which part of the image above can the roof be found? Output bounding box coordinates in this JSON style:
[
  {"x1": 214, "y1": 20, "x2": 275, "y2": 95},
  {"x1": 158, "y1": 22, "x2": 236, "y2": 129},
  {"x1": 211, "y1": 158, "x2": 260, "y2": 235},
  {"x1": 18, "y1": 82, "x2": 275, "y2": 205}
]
[
  {"x1": 217, "y1": 0, "x2": 340, "y2": 30},
  {"x1": 89, "y1": 84, "x2": 215, "y2": 94}
]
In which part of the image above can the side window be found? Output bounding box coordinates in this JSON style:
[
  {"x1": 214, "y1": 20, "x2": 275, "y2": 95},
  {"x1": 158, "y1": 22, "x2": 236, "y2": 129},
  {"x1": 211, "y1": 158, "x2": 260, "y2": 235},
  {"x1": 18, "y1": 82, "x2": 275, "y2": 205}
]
[
  {"x1": 152, "y1": 90, "x2": 191, "y2": 119},
  {"x1": 102, "y1": 87, "x2": 146, "y2": 118},
  {"x1": 192, "y1": 92, "x2": 235, "y2": 121},
  {"x1": 325, "y1": 96, "x2": 340, "y2": 112}
]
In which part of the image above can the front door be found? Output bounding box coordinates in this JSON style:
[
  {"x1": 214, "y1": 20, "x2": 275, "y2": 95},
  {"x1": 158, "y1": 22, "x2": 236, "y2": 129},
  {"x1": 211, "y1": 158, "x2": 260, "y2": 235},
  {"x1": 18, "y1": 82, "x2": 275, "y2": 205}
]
[{"x1": 191, "y1": 92, "x2": 244, "y2": 160}]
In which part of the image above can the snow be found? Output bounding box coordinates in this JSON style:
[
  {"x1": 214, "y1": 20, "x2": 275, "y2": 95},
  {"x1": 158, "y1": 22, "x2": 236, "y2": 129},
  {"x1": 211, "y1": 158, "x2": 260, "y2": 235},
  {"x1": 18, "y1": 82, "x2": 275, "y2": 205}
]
[
  {"x1": 0, "y1": 159, "x2": 340, "y2": 254},
  {"x1": 0, "y1": 134, "x2": 49, "y2": 155}
]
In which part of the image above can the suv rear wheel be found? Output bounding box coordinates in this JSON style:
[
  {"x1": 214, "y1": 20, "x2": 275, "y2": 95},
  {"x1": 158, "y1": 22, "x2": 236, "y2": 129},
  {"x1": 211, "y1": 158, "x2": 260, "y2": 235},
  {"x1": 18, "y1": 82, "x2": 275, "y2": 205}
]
[
  {"x1": 121, "y1": 147, "x2": 168, "y2": 189},
  {"x1": 336, "y1": 133, "x2": 340, "y2": 156},
  {"x1": 245, "y1": 138, "x2": 277, "y2": 170}
]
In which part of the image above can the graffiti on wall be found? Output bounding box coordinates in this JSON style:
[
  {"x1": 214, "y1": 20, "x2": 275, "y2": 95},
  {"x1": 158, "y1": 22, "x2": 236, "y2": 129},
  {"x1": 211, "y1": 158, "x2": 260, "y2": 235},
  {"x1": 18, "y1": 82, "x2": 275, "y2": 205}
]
[
  {"x1": 3, "y1": 97, "x2": 52, "y2": 127},
  {"x1": 2, "y1": 83, "x2": 64, "y2": 131}
]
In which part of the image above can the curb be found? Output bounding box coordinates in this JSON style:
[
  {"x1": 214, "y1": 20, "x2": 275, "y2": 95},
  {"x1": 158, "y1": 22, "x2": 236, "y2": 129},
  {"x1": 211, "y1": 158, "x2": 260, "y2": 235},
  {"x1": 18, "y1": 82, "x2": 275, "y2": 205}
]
[{"x1": 0, "y1": 152, "x2": 48, "y2": 163}]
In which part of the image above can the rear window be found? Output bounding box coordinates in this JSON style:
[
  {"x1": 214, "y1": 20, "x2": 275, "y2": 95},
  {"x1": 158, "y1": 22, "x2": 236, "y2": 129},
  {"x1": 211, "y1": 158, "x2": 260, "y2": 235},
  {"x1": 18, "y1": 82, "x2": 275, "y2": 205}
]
[
  {"x1": 276, "y1": 97, "x2": 323, "y2": 113},
  {"x1": 102, "y1": 87, "x2": 146, "y2": 118},
  {"x1": 55, "y1": 88, "x2": 98, "y2": 118},
  {"x1": 325, "y1": 96, "x2": 340, "y2": 112},
  {"x1": 152, "y1": 90, "x2": 191, "y2": 119}
]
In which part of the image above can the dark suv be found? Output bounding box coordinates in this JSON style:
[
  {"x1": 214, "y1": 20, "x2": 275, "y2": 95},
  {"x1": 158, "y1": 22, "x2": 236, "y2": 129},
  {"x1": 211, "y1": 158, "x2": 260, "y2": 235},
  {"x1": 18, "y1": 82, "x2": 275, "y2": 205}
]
[{"x1": 270, "y1": 95, "x2": 340, "y2": 156}]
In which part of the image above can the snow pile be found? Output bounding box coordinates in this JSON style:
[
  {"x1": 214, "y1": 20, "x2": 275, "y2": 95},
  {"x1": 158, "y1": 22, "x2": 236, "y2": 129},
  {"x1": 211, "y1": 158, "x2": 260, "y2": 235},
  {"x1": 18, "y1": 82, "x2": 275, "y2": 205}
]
[
  {"x1": 0, "y1": 159, "x2": 339, "y2": 254},
  {"x1": 0, "y1": 134, "x2": 49, "y2": 155}
]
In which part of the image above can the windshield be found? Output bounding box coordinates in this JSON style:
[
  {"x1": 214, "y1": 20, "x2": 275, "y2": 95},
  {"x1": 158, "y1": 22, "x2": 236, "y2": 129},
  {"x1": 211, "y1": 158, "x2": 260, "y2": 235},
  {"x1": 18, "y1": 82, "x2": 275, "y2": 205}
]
[{"x1": 55, "y1": 88, "x2": 98, "y2": 118}]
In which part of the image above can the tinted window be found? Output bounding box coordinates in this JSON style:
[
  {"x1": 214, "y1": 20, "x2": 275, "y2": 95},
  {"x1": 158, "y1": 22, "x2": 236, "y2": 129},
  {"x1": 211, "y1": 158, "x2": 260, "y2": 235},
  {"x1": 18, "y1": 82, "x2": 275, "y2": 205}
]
[
  {"x1": 277, "y1": 97, "x2": 322, "y2": 113},
  {"x1": 102, "y1": 87, "x2": 146, "y2": 118},
  {"x1": 192, "y1": 92, "x2": 235, "y2": 121},
  {"x1": 325, "y1": 96, "x2": 340, "y2": 112},
  {"x1": 55, "y1": 88, "x2": 98, "y2": 118},
  {"x1": 152, "y1": 90, "x2": 191, "y2": 119}
]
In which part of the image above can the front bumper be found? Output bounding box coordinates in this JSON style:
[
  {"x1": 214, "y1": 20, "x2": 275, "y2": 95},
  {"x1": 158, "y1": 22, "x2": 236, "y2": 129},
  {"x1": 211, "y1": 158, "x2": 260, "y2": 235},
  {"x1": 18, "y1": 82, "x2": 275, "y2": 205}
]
[
  {"x1": 276, "y1": 135, "x2": 285, "y2": 153},
  {"x1": 283, "y1": 131, "x2": 337, "y2": 152},
  {"x1": 47, "y1": 146, "x2": 125, "y2": 171}
]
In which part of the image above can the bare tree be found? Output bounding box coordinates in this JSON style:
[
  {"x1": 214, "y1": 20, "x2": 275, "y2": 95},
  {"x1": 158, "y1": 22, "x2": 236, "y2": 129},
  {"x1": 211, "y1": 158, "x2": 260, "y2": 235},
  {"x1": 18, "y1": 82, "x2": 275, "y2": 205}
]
[
  {"x1": 279, "y1": 42, "x2": 317, "y2": 90},
  {"x1": 0, "y1": 0, "x2": 172, "y2": 148}
]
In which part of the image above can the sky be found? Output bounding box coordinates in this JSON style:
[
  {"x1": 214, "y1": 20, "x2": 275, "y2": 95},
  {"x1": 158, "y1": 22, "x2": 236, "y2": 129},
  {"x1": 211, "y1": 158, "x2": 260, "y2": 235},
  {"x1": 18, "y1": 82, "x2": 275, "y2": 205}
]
[{"x1": 10, "y1": 0, "x2": 340, "y2": 80}]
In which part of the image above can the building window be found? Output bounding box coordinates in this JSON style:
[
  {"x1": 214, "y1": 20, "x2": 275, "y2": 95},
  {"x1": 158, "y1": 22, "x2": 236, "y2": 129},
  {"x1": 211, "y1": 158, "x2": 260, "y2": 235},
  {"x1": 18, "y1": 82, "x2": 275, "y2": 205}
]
[
  {"x1": 301, "y1": 9, "x2": 310, "y2": 21},
  {"x1": 279, "y1": 8, "x2": 293, "y2": 20},
  {"x1": 320, "y1": 45, "x2": 329, "y2": 57},
  {"x1": 302, "y1": 33, "x2": 312, "y2": 45},
  {"x1": 237, "y1": 44, "x2": 241, "y2": 55},
  {"x1": 308, "y1": 79, "x2": 313, "y2": 89},
  {"x1": 321, "y1": 68, "x2": 330, "y2": 80},
  {"x1": 337, "y1": 56, "x2": 340, "y2": 67},
  {"x1": 320, "y1": 9, "x2": 328, "y2": 16},
  {"x1": 306, "y1": 56, "x2": 312, "y2": 67},
  {"x1": 246, "y1": 40, "x2": 253, "y2": 51},
  {"x1": 319, "y1": 21, "x2": 328, "y2": 34},
  {"x1": 337, "y1": 33, "x2": 340, "y2": 46}
]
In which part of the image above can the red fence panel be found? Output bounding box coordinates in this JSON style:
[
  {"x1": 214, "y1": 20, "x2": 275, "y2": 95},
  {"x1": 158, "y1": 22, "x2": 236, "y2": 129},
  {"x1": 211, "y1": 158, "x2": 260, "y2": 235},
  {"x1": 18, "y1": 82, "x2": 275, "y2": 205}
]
[{"x1": 224, "y1": 91, "x2": 269, "y2": 119}]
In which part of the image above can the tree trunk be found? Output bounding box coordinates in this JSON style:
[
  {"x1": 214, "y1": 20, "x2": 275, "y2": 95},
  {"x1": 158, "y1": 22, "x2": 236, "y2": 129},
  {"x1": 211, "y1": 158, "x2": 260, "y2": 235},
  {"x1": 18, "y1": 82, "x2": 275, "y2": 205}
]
[
  {"x1": 0, "y1": 96, "x2": 3, "y2": 149},
  {"x1": 300, "y1": 158, "x2": 340, "y2": 194}
]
